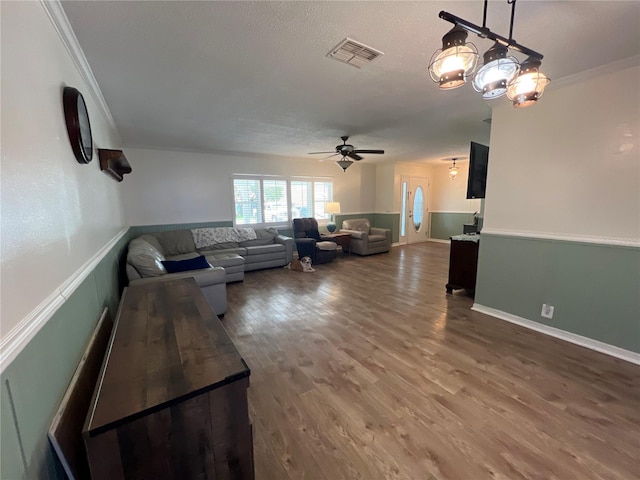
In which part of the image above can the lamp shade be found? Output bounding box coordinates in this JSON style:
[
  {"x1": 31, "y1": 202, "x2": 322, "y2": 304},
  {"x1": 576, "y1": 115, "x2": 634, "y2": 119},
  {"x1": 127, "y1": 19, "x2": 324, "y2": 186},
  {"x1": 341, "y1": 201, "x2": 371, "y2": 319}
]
[
  {"x1": 326, "y1": 202, "x2": 341, "y2": 214},
  {"x1": 472, "y1": 42, "x2": 519, "y2": 99},
  {"x1": 336, "y1": 159, "x2": 353, "y2": 172},
  {"x1": 507, "y1": 57, "x2": 550, "y2": 108},
  {"x1": 428, "y1": 26, "x2": 478, "y2": 90}
]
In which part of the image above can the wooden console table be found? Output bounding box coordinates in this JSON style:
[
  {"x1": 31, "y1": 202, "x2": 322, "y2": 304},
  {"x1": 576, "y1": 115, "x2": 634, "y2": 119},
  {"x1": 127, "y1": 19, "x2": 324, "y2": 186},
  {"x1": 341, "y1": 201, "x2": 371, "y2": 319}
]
[
  {"x1": 321, "y1": 232, "x2": 351, "y2": 254},
  {"x1": 83, "y1": 278, "x2": 253, "y2": 480},
  {"x1": 446, "y1": 234, "x2": 479, "y2": 295}
]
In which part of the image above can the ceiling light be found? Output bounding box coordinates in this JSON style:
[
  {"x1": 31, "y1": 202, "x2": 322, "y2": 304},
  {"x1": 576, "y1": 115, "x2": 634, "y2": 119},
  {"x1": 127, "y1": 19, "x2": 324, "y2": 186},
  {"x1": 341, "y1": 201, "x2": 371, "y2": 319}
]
[
  {"x1": 472, "y1": 42, "x2": 519, "y2": 99},
  {"x1": 449, "y1": 158, "x2": 460, "y2": 180},
  {"x1": 430, "y1": 0, "x2": 549, "y2": 107},
  {"x1": 336, "y1": 158, "x2": 353, "y2": 172},
  {"x1": 428, "y1": 26, "x2": 479, "y2": 89},
  {"x1": 507, "y1": 57, "x2": 551, "y2": 108}
]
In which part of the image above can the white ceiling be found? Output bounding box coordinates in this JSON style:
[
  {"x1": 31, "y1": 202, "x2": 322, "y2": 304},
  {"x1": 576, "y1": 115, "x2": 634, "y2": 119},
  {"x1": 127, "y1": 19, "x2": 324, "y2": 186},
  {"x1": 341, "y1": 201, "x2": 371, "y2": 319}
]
[{"x1": 61, "y1": 1, "x2": 640, "y2": 165}]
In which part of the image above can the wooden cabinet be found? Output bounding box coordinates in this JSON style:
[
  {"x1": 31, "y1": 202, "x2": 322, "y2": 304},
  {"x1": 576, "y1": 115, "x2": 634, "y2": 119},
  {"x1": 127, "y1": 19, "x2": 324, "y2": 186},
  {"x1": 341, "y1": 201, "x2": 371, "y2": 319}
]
[
  {"x1": 83, "y1": 278, "x2": 253, "y2": 480},
  {"x1": 446, "y1": 236, "x2": 479, "y2": 295}
]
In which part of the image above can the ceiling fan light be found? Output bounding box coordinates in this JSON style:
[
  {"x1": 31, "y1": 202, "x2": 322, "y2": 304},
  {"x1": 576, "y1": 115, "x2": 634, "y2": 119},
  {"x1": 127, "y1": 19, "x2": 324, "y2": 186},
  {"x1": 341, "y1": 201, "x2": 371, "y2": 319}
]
[
  {"x1": 507, "y1": 57, "x2": 551, "y2": 108},
  {"x1": 472, "y1": 43, "x2": 519, "y2": 99},
  {"x1": 336, "y1": 158, "x2": 353, "y2": 172},
  {"x1": 428, "y1": 26, "x2": 478, "y2": 90}
]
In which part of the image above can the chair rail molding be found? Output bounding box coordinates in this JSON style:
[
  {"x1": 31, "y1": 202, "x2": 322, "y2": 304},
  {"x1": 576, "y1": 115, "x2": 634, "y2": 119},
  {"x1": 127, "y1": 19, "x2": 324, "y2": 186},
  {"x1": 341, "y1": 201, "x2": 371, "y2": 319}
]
[
  {"x1": 479, "y1": 228, "x2": 640, "y2": 248},
  {"x1": 40, "y1": 0, "x2": 120, "y2": 136},
  {"x1": 0, "y1": 228, "x2": 129, "y2": 373}
]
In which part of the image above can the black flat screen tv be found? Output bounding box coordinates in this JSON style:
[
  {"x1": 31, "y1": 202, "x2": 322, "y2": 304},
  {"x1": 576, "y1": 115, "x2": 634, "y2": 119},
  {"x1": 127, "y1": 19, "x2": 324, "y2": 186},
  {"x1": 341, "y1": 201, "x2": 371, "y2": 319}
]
[{"x1": 466, "y1": 142, "x2": 489, "y2": 199}]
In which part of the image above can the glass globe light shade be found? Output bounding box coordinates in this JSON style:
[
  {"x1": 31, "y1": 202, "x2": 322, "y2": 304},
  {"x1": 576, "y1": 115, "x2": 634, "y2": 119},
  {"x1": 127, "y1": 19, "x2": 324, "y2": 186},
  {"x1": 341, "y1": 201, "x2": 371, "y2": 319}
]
[
  {"x1": 429, "y1": 45, "x2": 479, "y2": 89},
  {"x1": 472, "y1": 43, "x2": 520, "y2": 99},
  {"x1": 428, "y1": 26, "x2": 478, "y2": 90},
  {"x1": 449, "y1": 165, "x2": 459, "y2": 180},
  {"x1": 336, "y1": 159, "x2": 353, "y2": 172},
  {"x1": 507, "y1": 58, "x2": 550, "y2": 108}
]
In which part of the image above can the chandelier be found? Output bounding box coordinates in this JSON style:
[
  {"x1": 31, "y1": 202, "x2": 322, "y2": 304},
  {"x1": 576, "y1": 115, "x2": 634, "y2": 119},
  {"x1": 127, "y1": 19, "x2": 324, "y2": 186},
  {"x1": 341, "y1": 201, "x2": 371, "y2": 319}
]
[
  {"x1": 449, "y1": 158, "x2": 460, "y2": 180},
  {"x1": 428, "y1": 0, "x2": 550, "y2": 108}
]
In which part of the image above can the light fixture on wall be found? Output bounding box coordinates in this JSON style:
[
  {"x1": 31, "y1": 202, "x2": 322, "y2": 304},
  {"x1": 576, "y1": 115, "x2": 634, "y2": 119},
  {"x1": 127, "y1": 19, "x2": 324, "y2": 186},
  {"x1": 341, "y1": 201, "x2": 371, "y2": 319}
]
[
  {"x1": 325, "y1": 202, "x2": 341, "y2": 233},
  {"x1": 449, "y1": 158, "x2": 460, "y2": 180},
  {"x1": 336, "y1": 157, "x2": 353, "y2": 172},
  {"x1": 429, "y1": 0, "x2": 550, "y2": 107}
]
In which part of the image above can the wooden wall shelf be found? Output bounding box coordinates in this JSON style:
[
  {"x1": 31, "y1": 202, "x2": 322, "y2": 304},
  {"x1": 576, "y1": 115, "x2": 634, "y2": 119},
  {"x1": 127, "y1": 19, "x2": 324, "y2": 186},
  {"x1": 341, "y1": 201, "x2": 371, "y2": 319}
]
[{"x1": 98, "y1": 149, "x2": 131, "y2": 182}]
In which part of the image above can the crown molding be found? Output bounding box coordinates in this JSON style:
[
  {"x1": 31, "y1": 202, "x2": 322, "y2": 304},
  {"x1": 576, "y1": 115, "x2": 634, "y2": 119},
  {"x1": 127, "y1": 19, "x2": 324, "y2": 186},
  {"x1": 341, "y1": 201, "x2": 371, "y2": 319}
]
[
  {"x1": 40, "y1": 0, "x2": 119, "y2": 135},
  {"x1": 550, "y1": 54, "x2": 640, "y2": 92}
]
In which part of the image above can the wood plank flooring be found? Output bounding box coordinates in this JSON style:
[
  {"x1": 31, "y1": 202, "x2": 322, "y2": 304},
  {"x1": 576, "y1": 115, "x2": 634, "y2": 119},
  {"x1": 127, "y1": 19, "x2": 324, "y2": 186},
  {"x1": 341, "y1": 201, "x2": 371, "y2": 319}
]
[{"x1": 222, "y1": 242, "x2": 640, "y2": 480}]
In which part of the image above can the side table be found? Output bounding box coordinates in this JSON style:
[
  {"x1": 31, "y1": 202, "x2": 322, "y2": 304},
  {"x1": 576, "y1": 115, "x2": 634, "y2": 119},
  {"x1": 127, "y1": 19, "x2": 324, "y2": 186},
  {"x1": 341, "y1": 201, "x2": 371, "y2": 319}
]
[{"x1": 320, "y1": 232, "x2": 352, "y2": 255}]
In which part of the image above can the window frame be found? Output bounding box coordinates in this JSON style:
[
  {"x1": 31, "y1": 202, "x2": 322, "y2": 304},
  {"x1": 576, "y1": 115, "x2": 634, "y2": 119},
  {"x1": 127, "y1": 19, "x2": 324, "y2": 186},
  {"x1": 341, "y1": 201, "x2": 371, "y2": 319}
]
[{"x1": 232, "y1": 174, "x2": 334, "y2": 228}]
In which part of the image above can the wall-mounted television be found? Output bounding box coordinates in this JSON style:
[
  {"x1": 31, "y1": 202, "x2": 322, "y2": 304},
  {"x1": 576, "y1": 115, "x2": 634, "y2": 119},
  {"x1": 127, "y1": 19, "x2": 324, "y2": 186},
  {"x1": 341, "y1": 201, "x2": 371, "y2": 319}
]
[{"x1": 466, "y1": 141, "x2": 490, "y2": 199}]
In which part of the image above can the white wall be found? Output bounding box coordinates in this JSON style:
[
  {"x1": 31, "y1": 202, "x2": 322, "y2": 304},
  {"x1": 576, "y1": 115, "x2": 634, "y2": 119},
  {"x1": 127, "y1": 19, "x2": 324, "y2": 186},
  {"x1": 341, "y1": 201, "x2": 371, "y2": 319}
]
[
  {"x1": 0, "y1": 2, "x2": 125, "y2": 339},
  {"x1": 484, "y1": 63, "x2": 640, "y2": 243},
  {"x1": 430, "y1": 162, "x2": 481, "y2": 213},
  {"x1": 375, "y1": 164, "x2": 395, "y2": 213},
  {"x1": 121, "y1": 148, "x2": 377, "y2": 225}
]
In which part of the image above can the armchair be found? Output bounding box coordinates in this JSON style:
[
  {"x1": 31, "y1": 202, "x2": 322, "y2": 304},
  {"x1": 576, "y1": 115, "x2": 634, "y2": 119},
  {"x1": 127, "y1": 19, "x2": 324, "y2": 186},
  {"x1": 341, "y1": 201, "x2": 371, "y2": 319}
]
[
  {"x1": 340, "y1": 218, "x2": 391, "y2": 256},
  {"x1": 292, "y1": 218, "x2": 337, "y2": 264}
]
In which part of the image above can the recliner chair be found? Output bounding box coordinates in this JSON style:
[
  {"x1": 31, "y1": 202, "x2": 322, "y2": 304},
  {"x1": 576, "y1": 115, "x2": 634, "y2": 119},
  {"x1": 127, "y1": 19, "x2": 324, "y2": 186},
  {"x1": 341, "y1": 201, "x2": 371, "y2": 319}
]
[
  {"x1": 292, "y1": 218, "x2": 337, "y2": 264},
  {"x1": 339, "y1": 218, "x2": 391, "y2": 255}
]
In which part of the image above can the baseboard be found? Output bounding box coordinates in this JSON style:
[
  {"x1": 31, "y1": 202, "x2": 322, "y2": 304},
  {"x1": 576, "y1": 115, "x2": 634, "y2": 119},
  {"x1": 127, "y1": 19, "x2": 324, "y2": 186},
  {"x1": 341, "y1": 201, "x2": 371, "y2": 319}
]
[
  {"x1": 471, "y1": 304, "x2": 640, "y2": 366},
  {"x1": 426, "y1": 238, "x2": 450, "y2": 244},
  {"x1": 0, "y1": 228, "x2": 129, "y2": 372}
]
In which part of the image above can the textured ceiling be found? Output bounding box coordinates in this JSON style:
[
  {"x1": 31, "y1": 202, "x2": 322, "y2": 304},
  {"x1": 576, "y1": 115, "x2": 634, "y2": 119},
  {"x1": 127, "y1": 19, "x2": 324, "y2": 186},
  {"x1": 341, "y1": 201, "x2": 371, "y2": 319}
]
[{"x1": 61, "y1": 1, "x2": 640, "y2": 164}]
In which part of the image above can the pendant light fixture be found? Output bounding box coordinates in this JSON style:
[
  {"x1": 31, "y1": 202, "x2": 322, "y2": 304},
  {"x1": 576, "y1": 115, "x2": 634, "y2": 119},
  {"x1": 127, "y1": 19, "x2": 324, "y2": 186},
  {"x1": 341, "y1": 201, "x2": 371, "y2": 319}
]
[
  {"x1": 428, "y1": 25, "x2": 479, "y2": 90},
  {"x1": 507, "y1": 56, "x2": 551, "y2": 107},
  {"x1": 472, "y1": 42, "x2": 519, "y2": 99},
  {"x1": 335, "y1": 157, "x2": 353, "y2": 172},
  {"x1": 429, "y1": 0, "x2": 550, "y2": 108},
  {"x1": 449, "y1": 158, "x2": 460, "y2": 180}
]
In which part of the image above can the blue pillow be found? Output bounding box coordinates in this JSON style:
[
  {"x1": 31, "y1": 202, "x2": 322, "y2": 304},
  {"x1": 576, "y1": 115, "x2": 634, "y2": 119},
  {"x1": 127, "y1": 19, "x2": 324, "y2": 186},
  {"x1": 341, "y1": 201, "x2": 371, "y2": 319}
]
[
  {"x1": 305, "y1": 229, "x2": 321, "y2": 241},
  {"x1": 161, "y1": 255, "x2": 210, "y2": 273}
]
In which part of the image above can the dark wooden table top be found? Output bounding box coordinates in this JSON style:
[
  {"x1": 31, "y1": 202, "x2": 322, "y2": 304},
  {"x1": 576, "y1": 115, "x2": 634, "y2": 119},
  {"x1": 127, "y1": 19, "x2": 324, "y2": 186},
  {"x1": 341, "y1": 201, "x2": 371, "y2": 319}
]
[{"x1": 85, "y1": 278, "x2": 249, "y2": 436}]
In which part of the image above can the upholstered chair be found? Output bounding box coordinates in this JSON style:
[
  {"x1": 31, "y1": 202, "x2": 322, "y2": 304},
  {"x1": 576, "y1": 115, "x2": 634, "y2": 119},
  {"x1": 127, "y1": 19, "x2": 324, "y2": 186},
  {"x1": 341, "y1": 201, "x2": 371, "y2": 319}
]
[
  {"x1": 292, "y1": 218, "x2": 337, "y2": 264},
  {"x1": 339, "y1": 218, "x2": 391, "y2": 256}
]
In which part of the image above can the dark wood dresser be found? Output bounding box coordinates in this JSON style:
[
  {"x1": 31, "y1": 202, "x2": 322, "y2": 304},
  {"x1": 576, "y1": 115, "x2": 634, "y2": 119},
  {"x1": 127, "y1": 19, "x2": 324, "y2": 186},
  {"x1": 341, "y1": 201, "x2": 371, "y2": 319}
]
[
  {"x1": 446, "y1": 234, "x2": 480, "y2": 295},
  {"x1": 83, "y1": 278, "x2": 253, "y2": 480}
]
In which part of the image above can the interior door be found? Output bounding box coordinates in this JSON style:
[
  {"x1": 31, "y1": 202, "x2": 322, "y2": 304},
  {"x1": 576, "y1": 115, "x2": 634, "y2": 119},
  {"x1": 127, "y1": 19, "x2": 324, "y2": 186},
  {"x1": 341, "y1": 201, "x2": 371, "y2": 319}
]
[{"x1": 406, "y1": 177, "x2": 429, "y2": 244}]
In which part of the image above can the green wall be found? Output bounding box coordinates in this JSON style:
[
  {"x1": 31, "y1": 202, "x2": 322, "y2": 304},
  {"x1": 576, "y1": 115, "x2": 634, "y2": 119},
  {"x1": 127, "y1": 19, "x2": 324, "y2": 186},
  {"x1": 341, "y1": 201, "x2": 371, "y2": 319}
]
[
  {"x1": 475, "y1": 233, "x2": 640, "y2": 353},
  {"x1": 429, "y1": 212, "x2": 475, "y2": 240},
  {"x1": 0, "y1": 230, "x2": 133, "y2": 480}
]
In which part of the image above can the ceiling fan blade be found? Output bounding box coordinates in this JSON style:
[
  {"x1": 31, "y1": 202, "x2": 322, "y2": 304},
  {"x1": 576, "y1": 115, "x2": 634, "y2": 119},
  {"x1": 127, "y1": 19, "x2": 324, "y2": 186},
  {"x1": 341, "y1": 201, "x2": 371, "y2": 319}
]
[
  {"x1": 347, "y1": 151, "x2": 363, "y2": 161},
  {"x1": 308, "y1": 151, "x2": 336, "y2": 155},
  {"x1": 353, "y1": 149, "x2": 385, "y2": 154},
  {"x1": 319, "y1": 153, "x2": 340, "y2": 162}
]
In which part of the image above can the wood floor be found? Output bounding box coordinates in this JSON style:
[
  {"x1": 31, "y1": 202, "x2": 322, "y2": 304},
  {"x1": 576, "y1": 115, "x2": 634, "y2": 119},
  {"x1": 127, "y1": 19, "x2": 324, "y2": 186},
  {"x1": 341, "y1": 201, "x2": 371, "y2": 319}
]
[{"x1": 222, "y1": 242, "x2": 640, "y2": 480}]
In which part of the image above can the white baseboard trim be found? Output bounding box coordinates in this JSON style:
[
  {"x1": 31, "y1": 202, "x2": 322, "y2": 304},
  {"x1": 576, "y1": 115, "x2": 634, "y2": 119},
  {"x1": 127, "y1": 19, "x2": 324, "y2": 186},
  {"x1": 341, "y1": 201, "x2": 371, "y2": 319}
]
[
  {"x1": 426, "y1": 238, "x2": 450, "y2": 244},
  {"x1": 471, "y1": 304, "x2": 640, "y2": 366},
  {"x1": 0, "y1": 228, "x2": 129, "y2": 373}
]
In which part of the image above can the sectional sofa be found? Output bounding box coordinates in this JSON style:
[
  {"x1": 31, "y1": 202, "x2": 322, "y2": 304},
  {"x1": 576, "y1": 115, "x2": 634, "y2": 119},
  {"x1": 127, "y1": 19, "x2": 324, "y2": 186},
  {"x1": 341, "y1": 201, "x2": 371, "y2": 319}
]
[{"x1": 125, "y1": 227, "x2": 295, "y2": 315}]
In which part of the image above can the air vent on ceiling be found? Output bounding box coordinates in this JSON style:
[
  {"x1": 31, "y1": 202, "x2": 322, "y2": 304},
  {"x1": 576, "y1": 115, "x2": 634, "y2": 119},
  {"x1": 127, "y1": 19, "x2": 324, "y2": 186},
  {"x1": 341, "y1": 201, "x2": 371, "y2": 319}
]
[{"x1": 327, "y1": 38, "x2": 384, "y2": 69}]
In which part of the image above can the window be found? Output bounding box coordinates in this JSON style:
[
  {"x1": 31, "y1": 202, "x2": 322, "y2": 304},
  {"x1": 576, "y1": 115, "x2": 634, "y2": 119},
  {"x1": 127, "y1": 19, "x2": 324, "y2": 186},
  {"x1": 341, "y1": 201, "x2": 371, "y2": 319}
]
[{"x1": 233, "y1": 176, "x2": 333, "y2": 226}]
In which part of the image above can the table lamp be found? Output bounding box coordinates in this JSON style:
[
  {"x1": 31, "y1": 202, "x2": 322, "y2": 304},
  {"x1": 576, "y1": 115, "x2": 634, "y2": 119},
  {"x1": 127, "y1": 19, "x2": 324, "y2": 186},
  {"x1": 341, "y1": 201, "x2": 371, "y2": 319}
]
[{"x1": 325, "y1": 202, "x2": 341, "y2": 233}]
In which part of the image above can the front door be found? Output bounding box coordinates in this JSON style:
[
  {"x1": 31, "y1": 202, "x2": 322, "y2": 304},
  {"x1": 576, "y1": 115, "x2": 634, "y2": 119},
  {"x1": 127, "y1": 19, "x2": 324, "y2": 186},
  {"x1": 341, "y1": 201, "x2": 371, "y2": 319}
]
[{"x1": 406, "y1": 177, "x2": 429, "y2": 244}]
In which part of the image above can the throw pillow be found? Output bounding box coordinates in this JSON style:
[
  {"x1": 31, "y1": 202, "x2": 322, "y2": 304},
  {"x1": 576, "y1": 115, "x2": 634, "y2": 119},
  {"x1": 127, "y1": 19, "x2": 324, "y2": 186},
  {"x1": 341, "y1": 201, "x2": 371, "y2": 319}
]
[
  {"x1": 305, "y1": 229, "x2": 321, "y2": 241},
  {"x1": 161, "y1": 255, "x2": 211, "y2": 274}
]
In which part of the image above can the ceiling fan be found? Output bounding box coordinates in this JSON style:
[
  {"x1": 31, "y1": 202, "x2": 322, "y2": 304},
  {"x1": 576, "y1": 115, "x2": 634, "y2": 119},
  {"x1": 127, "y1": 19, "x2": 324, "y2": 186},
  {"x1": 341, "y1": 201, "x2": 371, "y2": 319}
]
[{"x1": 308, "y1": 136, "x2": 385, "y2": 162}]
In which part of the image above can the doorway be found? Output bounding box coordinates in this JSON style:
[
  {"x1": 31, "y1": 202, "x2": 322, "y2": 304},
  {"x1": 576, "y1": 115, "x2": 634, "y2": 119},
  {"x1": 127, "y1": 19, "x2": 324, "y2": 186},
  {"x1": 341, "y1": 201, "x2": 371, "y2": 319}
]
[{"x1": 400, "y1": 176, "x2": 429, "y2": 244}]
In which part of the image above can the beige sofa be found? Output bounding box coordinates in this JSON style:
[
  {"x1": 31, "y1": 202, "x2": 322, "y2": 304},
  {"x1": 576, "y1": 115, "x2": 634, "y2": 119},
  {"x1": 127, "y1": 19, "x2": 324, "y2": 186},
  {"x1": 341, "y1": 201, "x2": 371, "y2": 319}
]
[{"x1": 340, "y1": 218, "x2": 391, "y2": 256}]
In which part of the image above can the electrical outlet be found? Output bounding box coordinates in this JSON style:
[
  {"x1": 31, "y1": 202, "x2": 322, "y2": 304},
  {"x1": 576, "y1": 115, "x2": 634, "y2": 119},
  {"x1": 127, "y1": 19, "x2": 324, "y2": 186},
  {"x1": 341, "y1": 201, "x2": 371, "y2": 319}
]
[{"x1": 541, "y1": 304, "x2": 554, "y2": 319}]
